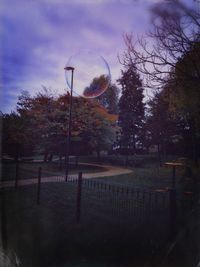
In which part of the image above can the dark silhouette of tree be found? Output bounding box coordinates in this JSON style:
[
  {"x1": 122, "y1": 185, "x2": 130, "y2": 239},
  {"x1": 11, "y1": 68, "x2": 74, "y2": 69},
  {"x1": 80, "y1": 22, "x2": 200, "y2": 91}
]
[
  {"x1": 118, "y1": 65, "x2": 145, "y2": 158},
  {"x1": 164, "y1": 43, "x2": 200, "y2": 164},
  {"x1": 146, "y1": 90, "x2": 183, "y2": 165},
  {"x1": 120, "y1": 0, "x2": 200, "y2": 163},
  {"x1": 121, "y1": 0, "x2": 200, "y2": 89}
]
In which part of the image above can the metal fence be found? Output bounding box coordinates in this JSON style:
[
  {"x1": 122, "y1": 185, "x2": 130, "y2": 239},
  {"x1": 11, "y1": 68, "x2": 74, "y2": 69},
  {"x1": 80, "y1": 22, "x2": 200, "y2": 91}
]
[
  {"x1": 1, "y1": 166, "x2": 198, "y2": 250},
  {"x1": 68, "y1": 174, "x2": 170, "y2": 223}
]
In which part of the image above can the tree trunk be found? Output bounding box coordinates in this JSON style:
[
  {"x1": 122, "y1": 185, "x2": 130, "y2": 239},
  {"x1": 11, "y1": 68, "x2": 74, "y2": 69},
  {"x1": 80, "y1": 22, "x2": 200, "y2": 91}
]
[
  {"x1": 43, "y1": 150, "x2": 48, "y2": 162},
  {"x1": 14, "y1": 143, "x2": 20, "y2": 162},
  {"x1": 75, "y1": 155, "x2": 79, "y2": 167},
  {"x1": 190, "y1": 118, "x2": 199, "y2": 167},
  {"x1": 96, "y1": 147, "x2": 101, "y2": 162},
  {"x1": 59, "y1": 153, "x2": 62, "y2": 170},
  {"x1": 48, "y1": 154, "x2": 53, "y2": 162},
  {"x1": 192, "y1": 131, "x2": 198, "y2": 167},
  {"x1": 157, "y1": 143, "x2": 162, "y2": 167},
  {"x1": 132, "y1": 134, "x2": 136, "y2": 154},
  {"x1": 162, "y1": 138, "x2": 167, "y2": 161},
  {"x1": 125, "y1": 153, "x2": 129, "y2": 167}
]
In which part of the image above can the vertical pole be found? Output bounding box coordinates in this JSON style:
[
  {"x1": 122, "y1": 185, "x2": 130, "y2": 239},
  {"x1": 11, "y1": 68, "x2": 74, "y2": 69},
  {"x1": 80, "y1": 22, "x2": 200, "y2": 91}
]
[
  {"x1": 15, "y1": 161, "x2": 19, "y2": 188},
  {"x1": 1, "y1": 190, "x2": 8, "y2": 252},
  {"x1": 76, "y1": 172, "x2": 82, "y2": 224},
  {"x1": 65, "y1": 68, "x2": 74, "y2": 182},
  {"x1": 172, "y1": 165, "x2": 176, "y2": 188},
  {"x1": 75, "y1": 156, "x2": 79, "y2": 167},
  {"x1": 169, "y1": 188, "x2": 177, "y2": 239},
  {"x1": 37, "y1": 167, "x2": 42, "y2": 205}
]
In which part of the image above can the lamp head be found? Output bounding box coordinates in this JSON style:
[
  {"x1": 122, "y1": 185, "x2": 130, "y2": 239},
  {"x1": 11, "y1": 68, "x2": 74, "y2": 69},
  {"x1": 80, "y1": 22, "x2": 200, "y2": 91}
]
[{"x1": 64, "y1": 66, "x2": 75, "y2": 71}]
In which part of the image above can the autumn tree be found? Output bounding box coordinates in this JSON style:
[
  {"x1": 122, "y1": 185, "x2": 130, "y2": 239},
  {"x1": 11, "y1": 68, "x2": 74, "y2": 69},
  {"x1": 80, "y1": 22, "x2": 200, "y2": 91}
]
[
  {"x1": 83, "y1": 103, "x2": 117, "y2": 158},
  {"x1": 2, "y1": 91, "x2": 36, "y2": 160},
  {"x1": 10, "y1": 89, "x2": 117, "y2": 161},
  {"x1": 16, "y1": 90, "x2": 58, "y2": 162},
  {"x1": 2, "y1": 112, "x2": 34, "y2": 159}
]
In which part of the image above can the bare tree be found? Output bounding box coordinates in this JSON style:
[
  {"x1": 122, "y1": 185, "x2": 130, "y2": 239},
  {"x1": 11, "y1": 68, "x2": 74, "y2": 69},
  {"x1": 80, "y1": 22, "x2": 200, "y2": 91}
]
[{"x1": 120, "y1": 0, "x2": 200, "y2": 89}]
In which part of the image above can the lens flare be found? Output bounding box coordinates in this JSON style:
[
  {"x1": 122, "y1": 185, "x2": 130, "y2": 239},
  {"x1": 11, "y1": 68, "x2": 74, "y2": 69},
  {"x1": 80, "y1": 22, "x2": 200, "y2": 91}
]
[{"x1": 65, "y1": 50, "x2": 111, "y2": 98}]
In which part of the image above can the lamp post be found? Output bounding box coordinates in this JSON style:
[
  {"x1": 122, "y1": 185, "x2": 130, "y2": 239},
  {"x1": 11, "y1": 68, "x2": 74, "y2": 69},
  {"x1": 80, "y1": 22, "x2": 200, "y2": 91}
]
[{"x1": 64, "y1": 66, "x2": 75, "y2": 181}]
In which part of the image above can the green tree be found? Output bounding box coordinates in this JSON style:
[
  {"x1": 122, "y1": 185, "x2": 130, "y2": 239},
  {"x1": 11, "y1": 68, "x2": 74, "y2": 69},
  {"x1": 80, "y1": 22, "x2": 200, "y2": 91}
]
[
  {"x1": 83, "y1": 75, "x2": 110, "y2": 98},
  {"x1": 84, "y1": 75, "x2": 119, "y2": 114},
  {"x1": 96, "y1": 83, "x2": 119, "y2": 114},
  {"x1": 118, "y1": 65, "x2": 145, "y2": 157},
  {"x1": 146, "y1": 90, "x2": 183, "y2": 164},
  {"x1": 166, "y1": 43, "x2": 200, "y2": 163},
  {"x1": 121, "y1": 0, "x2": 200, "y2": 163}
]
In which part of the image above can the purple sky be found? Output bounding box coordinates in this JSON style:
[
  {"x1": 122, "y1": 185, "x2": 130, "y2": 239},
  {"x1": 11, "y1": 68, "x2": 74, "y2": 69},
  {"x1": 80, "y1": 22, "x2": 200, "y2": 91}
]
[{"x1": 0, "y1": 0, "x2": 196, "y2": 113}]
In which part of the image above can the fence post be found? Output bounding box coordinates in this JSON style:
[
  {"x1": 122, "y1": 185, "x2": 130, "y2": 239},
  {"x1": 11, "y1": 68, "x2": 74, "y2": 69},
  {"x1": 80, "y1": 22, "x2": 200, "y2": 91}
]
[
  {"x1": 76, "y1": 172, "x2": 82, "y2": 224},
  {"x1": 37, "y1": 167, "x2": 42, "y2": 205},
  {"x1": 1, "y1": 190, "x2": 8, "y2": 252},
  {"x1": 172, "y1": 166, "x2": 176, "y2": 188},
  {"x1": 169, "y1": 188, "x2": 177, "y2": 239},
  {"x1": 15, "y1": 161, "x2": 19, "y2": 188}
]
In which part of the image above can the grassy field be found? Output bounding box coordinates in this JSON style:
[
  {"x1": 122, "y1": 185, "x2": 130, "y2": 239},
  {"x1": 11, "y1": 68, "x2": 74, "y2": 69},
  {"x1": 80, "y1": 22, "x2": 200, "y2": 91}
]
[
  {"x1": 100, "y1": 167, "x2": 173, "y2": 188},
  {"x1": 1, "y1": 182, "x2": 170, "y2": 267},
  {"x1": 1, "y1": 155, "x2": 199, "y2": 267},
  {"x1": 1, "y1": 178, "x2": 198, "y2": 267}
]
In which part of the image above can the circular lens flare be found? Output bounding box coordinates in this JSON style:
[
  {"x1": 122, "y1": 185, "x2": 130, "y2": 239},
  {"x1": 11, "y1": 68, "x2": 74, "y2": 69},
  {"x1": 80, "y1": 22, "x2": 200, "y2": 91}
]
[{"x1": 65, "y1": 50, "x2": 111, "y2": 98}]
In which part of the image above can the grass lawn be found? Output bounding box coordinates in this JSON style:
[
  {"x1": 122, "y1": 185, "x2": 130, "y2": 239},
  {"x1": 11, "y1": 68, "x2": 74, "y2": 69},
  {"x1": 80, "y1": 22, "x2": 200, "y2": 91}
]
[
  {"x1": 1, "y1": 182, "x2": 170, "y2": 267},
  {"x1": 100, "y1": 166, "x2": 173, "y2": 188},
  {"x1": 1, "y1": 178, "x2": 198, "y2": 267},
  {"x1": 1, "y1": 156, "x2": 199, "y2": 266}
]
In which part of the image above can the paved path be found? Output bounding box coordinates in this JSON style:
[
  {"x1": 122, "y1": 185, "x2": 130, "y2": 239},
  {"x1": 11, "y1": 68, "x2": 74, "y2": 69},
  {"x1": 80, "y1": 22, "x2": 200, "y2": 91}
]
[{"x1": 0, "y1": 163, "x2": 133, "y2": 189}]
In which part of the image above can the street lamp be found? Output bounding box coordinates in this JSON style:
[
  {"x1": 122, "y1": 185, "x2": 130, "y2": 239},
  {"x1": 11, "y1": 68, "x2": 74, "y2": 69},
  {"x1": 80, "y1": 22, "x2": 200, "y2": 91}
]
[{"x1": 64, "y1": 66, "x2": 75, "y2": 181}]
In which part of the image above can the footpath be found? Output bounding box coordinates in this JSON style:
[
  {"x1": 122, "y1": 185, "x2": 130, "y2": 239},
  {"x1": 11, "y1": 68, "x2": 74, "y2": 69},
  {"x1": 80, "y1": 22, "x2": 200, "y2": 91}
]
[{"x1": 0, "y1": 163, "x2": 133, "y2": 189}]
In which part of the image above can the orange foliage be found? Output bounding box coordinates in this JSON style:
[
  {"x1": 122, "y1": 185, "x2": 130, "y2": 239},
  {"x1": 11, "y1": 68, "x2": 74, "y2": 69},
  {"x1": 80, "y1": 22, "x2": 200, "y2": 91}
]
[{"x1": 93, "y1": 105, "x2": 118, "y2": 122}]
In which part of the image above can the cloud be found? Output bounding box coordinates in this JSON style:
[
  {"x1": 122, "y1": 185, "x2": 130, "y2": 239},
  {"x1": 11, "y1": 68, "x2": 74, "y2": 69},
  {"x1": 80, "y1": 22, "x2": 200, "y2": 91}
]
[{"x1": 1, "y1": 0, "x2": 155, "y2": 113}]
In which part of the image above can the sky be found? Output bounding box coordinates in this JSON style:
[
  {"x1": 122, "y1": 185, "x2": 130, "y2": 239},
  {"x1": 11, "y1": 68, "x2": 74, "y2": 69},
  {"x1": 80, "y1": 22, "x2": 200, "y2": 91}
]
[{"x1": 0, "y1": 0, "x2": 196, "y2": 113}]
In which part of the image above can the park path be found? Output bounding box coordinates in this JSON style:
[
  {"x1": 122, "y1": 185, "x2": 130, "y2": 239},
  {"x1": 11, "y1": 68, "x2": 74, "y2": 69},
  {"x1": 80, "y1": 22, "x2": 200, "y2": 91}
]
[{"x1": 0, "y1": 163, "x2": 133, "y2": 189}]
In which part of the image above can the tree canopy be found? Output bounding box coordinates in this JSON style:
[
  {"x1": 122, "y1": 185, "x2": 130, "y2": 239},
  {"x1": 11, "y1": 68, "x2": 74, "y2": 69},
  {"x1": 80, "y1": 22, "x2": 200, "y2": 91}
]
[
  {"x1": 118, "y1": 0, "x2": 200, "y2": 163},
  {"x1": 122, "y1": 0, "x2": 200, "y2": 89},
  {"x1": 2, "y1": 90, "x2": 118, "y2": 160}
]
